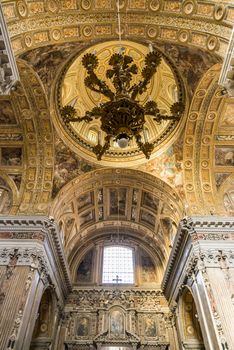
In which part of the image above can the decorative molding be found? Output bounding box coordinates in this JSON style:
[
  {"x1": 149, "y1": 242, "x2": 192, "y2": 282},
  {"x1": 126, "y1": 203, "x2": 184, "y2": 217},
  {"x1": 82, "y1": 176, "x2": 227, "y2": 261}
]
[
  {"x1": 182, "y1": 64, "x2": 227, "y2": 215},
  {"x1": 0, "y1": 216, "x2": 72, "y2": 296},
  {"x1": 67, "y1": 287, "x2": 166, "y2": 310},
  {"x1": 162, "y1": 215, "x2": 234, "y2": 293},
  {"x1": 64, "y1": 286, "x2": 170, "y2": 349},
  {"x1": 162, "y1": 215, "x2": 234, "y2": 350},
  {"x1": 1, "y1": 1, "x2": 233, "y2": 56}
]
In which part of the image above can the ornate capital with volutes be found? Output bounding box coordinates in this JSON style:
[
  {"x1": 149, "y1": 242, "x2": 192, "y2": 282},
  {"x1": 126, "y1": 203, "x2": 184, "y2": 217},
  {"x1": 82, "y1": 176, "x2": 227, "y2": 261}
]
[
  {"x1": 162, "y1": 216, "x2": 234, "y2": 299},
  {"x1": 0, "y1": 216, "x2": 72, "y2": 298}
]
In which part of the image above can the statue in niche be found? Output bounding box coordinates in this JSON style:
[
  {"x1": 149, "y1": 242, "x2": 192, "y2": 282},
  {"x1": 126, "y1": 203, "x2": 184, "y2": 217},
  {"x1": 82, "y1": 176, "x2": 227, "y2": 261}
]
[
  {"x1": 145, "y1": 317, "x2": 157, "y2": 337},
  {"x1": 77, "y1": 317, "x2": 89, "y2": 336},
  {"x1": 110, "y1": 310, "x2": 124, "y2": 336}
]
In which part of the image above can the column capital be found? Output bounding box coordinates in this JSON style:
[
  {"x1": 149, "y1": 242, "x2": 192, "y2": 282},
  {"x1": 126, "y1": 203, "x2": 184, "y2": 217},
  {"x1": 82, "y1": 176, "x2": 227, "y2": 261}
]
[
  {"x1": 162, "y1": 216, "x2": 234, "y2": 299},
  {"x1": 0, "y1": 216, "x2": 72, "y2": 300}
]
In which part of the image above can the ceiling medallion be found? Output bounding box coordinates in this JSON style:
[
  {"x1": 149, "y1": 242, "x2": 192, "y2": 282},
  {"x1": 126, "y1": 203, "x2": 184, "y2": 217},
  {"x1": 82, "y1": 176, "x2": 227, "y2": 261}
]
[{"x1": 60, "y1": 45, "x2": 184, "y2": 160}]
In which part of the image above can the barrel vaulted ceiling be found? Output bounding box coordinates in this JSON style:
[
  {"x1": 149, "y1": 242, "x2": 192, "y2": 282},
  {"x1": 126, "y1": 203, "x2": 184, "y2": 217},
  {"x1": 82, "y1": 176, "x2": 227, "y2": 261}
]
[
  {"x1": 0, "y1": 0, "x2": 234, "y2": 255},
  {"x1": 1, "y1": 0, "x2": 233, "y2": 57}
]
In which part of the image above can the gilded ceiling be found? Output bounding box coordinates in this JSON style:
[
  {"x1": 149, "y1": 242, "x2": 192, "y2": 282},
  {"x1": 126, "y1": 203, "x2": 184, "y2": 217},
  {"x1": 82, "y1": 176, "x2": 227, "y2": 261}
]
[
  {"x1": 57, "y1": 40, "x2": 185, "y2": 165},
  {"x1": 0, "y1": 0, "x2": 233, "y2": 261},
  {"x1": 2, "y1": 0, "x2": 233, "y2": 58},
  {"x1": 51, "y1": 168, "x2": 183, "y2": 263}
]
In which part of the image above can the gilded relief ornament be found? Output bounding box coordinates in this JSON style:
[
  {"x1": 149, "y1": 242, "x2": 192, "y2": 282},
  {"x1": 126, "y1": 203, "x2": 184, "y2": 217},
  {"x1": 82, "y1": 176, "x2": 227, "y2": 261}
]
[
  {"x1": 17, "y1": 0, "x2": 28, "y2": 17},
  {"x1": 149, "y1": 0, "x2": 161, "y2": 12},
  {"x1": 213, "y1": 4, "x2": 226, "y2": 21},
  {"x1": 61, "y1": 46, "x2": 184, "y2": 160},
  {"x1": 182, "y1": 0, "x2": 196, "y2": 15},
  {"x1": 81, "y1": 0, "x2": 92, "y2": 10}
]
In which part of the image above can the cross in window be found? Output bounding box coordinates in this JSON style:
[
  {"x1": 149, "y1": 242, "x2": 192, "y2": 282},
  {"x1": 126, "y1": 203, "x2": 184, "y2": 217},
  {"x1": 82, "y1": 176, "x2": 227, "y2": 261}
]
[{"x1": 112, "y1": 274, "x2": 122, "y2": 284}]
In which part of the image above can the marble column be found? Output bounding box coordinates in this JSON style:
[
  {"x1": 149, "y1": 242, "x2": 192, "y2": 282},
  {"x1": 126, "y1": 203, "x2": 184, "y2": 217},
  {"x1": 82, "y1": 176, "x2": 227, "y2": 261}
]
[
  {"x1": 0, "y1": 216, "x2": 72, "y2": 350},
  {"x1": 162, "y1": 216, "x2": 234, "y2": 350}
]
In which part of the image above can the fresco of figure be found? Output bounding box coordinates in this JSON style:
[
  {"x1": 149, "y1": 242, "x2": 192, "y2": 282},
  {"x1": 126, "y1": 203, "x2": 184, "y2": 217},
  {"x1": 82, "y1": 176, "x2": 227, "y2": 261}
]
[
  {"x1": 145, "y1": 317, "x2": 157, "y2": 337},
  {"x1": 110, "y1": 310, "x2": 124, "y2": 336},
  {"x1": 77, "y1": 317, "x2": 89, "y2": 336}
]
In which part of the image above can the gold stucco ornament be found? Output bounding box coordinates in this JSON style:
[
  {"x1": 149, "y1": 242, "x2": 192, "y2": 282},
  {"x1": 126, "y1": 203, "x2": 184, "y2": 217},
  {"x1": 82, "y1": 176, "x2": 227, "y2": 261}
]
[{"x1": 61, "y1": 46, "x2": 184, "y2": 160}]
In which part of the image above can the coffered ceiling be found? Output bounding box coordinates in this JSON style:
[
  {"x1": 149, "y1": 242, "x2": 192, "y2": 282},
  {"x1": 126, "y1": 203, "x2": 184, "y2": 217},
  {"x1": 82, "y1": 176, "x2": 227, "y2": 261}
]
[{"x1": 0, "y1": 0, "x2": 233, "y2": 262}]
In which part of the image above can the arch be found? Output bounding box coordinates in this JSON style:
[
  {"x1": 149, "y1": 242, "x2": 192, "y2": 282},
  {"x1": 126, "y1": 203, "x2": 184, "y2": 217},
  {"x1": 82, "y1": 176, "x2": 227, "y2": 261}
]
[
  {"x1": 177, "y1": 288, "x2": 205, "y2": 349},
  {"x1": 50, "y1": 168, "x2": 183, "y2": 268},
  {"x1": 69, "y1": 228, "x2": 166, "y2": 286},
  {"x1": 1, "y1": 60, "x2": 54, "y2": 215},
  {"x1": 2, "y1": 1, "x2": 233, "y2": 57},
  {"x1": 183, "y1": 63, "x2": 230, "y2": 215},
  {"x1": 30, "y1": 288, "x2": 56, "y2": 350}
]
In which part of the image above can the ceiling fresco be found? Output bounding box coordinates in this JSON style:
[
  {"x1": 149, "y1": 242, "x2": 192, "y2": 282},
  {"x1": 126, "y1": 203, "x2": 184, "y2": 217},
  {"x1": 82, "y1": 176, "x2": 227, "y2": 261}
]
[
  {"x1": 138, "y1": 137, "x2": 184, "y2": 198},
  {"x1": 0, "y1": 0, "x2": 233, "y2": 268},
  {"x1": 56, "y1": 39, "x2": 186, "y2": 165},
  {"x1": 20, "y1": 42, "x2": 84, "y2": 96},
  {"x1": 155, "y1": 42, "x2": 221, "y2": 99},
  {"x1": 20, "y1": 40, "x2": 221, "y2": 101},
  {"x1": 0, "y1": 98, "x2": 18, "y2": 124},
  {"x1": 53, "y1": 135, "x2": 100, "y2": 198},
  {"x1": 0, "y1": 40, "x2": 232, "y2": 220},
  {"x1": 0, "y1": 5, "x2": 234, "y2": 349}
]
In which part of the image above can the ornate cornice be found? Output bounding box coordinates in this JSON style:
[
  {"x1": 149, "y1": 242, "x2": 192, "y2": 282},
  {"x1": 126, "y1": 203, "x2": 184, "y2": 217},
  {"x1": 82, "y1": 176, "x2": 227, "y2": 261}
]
[
  {"x1": 67, "y1": 287, "x2": 167, "y2": 311},
  {"x1": 162, "y1": 216, "x2": 234, "y2": 297},
  {"x1": 0, "y1": 216, "x2": 72, "y2": 296},
  {"x1": 1, "y1": 0, "x2": 233, "y2": 57},
  {"x1": 190, "y1": 216, "x2": 234, "y2": 230}
]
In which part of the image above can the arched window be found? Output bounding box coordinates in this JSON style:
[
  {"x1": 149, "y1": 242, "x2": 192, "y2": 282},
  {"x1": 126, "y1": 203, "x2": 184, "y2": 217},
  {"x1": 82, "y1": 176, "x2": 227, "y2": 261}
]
[
  {"x1": 87, "y1": 127, "x2": 98, "y2": 143},
  {"x1": 102, "y1": 246, "x2": 134, "y2": 284}
]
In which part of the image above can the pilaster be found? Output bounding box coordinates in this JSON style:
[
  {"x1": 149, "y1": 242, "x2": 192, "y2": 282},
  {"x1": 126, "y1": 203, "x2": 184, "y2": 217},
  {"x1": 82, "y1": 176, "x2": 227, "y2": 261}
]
[
  {"x1": 162, "y1": 216, "x2": 234, "y2": 350},
  {"x1": 0, "y1": 216, "x2": 72, "y2": 350}
]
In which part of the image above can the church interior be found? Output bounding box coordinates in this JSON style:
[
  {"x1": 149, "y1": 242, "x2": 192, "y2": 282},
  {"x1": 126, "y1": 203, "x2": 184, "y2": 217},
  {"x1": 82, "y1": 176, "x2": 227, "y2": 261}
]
[{"x1": 0, "y1": 0, "x2": 234, "y2": 349}]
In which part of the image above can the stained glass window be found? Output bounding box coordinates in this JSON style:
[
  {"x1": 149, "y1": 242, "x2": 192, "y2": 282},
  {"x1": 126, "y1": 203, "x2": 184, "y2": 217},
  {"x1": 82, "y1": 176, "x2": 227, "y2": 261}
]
[{"x1": 102, "y1": 246, "x2": 134, "y2": 284}]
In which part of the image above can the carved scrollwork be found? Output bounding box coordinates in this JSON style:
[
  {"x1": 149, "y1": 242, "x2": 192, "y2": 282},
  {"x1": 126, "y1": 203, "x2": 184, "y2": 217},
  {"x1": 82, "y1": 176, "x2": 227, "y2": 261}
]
[
  {"x1": 180, "y1": 216, "x2": 195, "y2": 233},
  {"x1": 0, "y1": 247, "x2": 51, "y2": 285},
  {"x1": 7, "y1": 310, "x2": 23, "y2": 350},
  {"x1": 68, "y1": 288, "x2": 164, "y2": 310},
  {"x1": 185, "y1": 248, "x2": 234, "y2": 279},
  {"x1": 65, "y1": 287, "x2": 171, "y2": 348}
]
